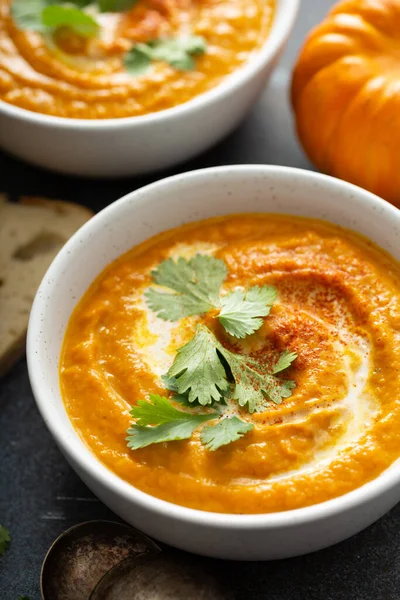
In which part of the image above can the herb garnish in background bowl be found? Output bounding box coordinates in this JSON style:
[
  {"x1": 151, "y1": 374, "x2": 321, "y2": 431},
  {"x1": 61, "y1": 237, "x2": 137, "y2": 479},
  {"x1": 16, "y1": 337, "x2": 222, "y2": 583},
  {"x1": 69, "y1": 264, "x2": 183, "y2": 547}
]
[
  {"x1": 124, "y1": 36, "x2": 207, "y2": 76},
  {"x1": 11, "y1": 0, "x2": 207, "y2": 76}
]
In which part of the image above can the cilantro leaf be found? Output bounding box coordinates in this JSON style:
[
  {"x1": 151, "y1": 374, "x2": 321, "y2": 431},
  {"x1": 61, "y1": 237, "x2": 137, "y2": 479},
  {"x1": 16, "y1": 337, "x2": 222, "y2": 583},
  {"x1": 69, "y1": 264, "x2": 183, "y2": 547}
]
[
  {"x1": 42, "y1": 5, "x2": 99, "y2": 37},
  {"x1": 145, "y1": 255, "x2": 227, "y2": 321},
  {"x1": 123, "y1": 43, "x2": 152, "y2": 76},
  {"x1": 124, "y1": 35, "x2": 207, "y2": 76},
  {"x1": 130, "y1": 394, "x2": 194, "y2": 426},
  {"x1": 168, "y1": 326, "x2": 229, "y2": 405},
  {"x1": 220, "y1": 346, "x2": 296, "y2": 412},
  {"x1": 145, "y1": 254, "x2": 278, "y2": 339},
  {"x1": 162, "y1": 374, "x2": 228, "y2": 409},
  {"x1": 11, "y1": 0, "x2": 46, "y2": 31},
  {"x1": 126, "y1": 395, "x2": 217, "y2": 449},
  {"x1": 145, "y1": 286, "x2": 209, "y2": 321},
  {"x1": 200, "y1": 417, "x2": 253, "y2": 451},
  {"x1": 219, "y1": 285, "x2": 277, "y2": 338},
  {"x1": 180, "y1": 36, "x2": 207, "y2": 56},
  {"x1": 127, "y1": 421, "x2": 204, "y2": 449},
  {"x1": 150, "y1": 36, "x2": 206, "y2": 70},
  {"x1": 273, "y1": 349, "x2": 298, "y2": 374},
  {"x1": 167, "y1": 325, "x2": 296, "y2": 412},
  {"x1": 0, "y1": 525, "x2": 10, "y2": 556}
]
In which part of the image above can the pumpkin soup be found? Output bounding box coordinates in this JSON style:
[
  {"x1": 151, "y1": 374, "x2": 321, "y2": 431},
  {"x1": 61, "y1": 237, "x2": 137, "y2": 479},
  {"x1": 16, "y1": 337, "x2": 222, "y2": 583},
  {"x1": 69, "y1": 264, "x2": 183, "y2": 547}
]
[
  {"x1": 60, "y1": 214, "x2": 400, "y2": 514},
  {"x1": 0, "y1": 0, "x2": 274, "y2": 119}
]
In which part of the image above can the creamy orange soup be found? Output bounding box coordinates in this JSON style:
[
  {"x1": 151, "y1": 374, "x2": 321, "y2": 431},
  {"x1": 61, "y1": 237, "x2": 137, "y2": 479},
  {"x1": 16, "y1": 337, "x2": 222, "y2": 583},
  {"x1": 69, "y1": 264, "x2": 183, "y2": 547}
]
[
  {"x1": 60, "y1": 214, "x2": 400, "y2": 514},
  {"x1": 0, "y1": 0, "x2": 274, "y2": 118}
]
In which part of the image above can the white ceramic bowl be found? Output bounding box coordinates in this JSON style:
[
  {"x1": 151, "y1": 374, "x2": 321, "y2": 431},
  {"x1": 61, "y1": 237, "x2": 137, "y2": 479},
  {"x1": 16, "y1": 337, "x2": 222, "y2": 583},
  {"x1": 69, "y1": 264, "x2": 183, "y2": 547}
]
[
  {"x1": 27, "y1": 166, "x2": 400, "y2": 560},
  {"x1": 0, "y1": 0, "x2": 298, "y2": 177}
]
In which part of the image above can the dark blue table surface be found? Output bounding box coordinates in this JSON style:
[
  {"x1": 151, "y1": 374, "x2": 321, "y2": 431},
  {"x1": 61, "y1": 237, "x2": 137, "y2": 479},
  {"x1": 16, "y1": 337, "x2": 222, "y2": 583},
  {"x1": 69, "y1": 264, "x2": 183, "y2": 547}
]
[{"x1": 1, "y1": 1, "x2": 399, "y2": 598}]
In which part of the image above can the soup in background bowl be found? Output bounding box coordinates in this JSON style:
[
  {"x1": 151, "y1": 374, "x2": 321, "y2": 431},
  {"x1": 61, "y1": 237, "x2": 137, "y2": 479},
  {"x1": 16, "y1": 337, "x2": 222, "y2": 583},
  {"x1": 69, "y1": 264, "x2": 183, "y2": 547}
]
[
  {"x1": 0, "y1": 0, "x2": 274, "y2": 119},
  {"x1": 27, "y1": 166, "x2": 400, "y2": 559},
  {"x1": 0, "y1": 0, "x2": 298, "y2": 176}
]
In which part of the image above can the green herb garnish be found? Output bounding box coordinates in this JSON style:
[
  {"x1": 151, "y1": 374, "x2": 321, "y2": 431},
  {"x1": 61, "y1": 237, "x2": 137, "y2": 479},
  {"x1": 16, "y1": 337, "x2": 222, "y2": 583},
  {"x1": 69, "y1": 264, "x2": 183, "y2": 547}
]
[
  {"x1": 146, "y1": 255, "x2": 226, "y2": 321},
  {"x1": 168, "y1": 324, "x2": 296, "y2": 412},
  {"x1": 200, "y1": 416, "x2": 253, "y2": 451},
  {"x1": 0, "y1": 524, "x2": 10, "y2": 556},
  {"x1": 219, "y1": 285, "x2": 277, "y2": 339},
  {"x1": 126, "y1": 395, "x2": 218, "y2": 449},
  {"x1": 220, "y1": 342, "x2": 296, "y2": 412},
  {"x1": 126, "y1": 395, "x2": 253, "y2": 451},
  {"x1": 128, "y1": 253, "x2": 297, "y2": 451},
  {"x1": 272, "y1": 349, "x2": 299, "y2": 374},
  {"x1": 124, "y1": 35, "x2": 207, "y2": 76},
  {"x1": 123, "y1": 43, "x2": 153, "y2": 77},
  {"x1": 10, "y1": 0, "x2": 205, "y2": 75},
  {"x1": 42, "y1": 5, "x2": 99, "y2": 37},
  {"x1": 167, "y1": 325, "x2": 230, "y2": 406},
  {"x1": 146, "y1": 255, "x2": 276, "y2": 339}
]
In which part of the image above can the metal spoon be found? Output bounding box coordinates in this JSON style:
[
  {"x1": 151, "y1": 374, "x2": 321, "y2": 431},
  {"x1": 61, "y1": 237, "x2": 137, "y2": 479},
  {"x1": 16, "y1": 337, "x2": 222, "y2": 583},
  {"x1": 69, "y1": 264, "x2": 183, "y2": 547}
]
[
  {"x1": 40, "y1": 520, "x2": 161, "y2": 600},
  {"x1": 90, "y1": 553, "x2": 233, "y2": 600}
]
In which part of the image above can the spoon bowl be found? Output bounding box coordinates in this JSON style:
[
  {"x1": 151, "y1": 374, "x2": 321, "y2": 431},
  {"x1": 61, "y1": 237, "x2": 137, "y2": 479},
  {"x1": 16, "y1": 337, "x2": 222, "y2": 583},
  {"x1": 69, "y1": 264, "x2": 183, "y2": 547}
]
[
  {"x1": 90, "y1": 553, "x2": 232, "y2": 600},
  {"x1": 40, "y1": 520, "x2": 160, "y2": 600}
]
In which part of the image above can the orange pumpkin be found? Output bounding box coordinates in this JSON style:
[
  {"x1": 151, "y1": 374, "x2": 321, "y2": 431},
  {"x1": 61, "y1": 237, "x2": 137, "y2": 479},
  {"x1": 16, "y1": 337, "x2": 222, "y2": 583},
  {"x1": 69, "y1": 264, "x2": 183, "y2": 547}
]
[{"x1": 291, "y1": 0, "x2": 400, "y2": 207}]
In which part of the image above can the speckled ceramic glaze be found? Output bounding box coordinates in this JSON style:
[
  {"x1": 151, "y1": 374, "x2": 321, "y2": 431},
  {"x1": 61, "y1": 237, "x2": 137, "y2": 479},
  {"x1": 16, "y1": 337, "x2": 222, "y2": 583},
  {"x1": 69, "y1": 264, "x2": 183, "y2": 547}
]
[
  {"x1": 0, "y1": 0, "x2": 298, "y2": 177},
  {"x1": 27, "y1": 166, "x2": 400, "y2": 560}
]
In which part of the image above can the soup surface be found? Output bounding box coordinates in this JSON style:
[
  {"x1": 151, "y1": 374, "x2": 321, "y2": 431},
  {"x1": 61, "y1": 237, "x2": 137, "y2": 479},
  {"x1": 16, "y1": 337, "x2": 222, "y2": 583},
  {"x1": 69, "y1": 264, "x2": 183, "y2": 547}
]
[
  {"x1": 0, "y1": 0, "x2": 274, "y2": 118},
  {"x1": 60, "y1": 214, "x2": 400, "y2": 513}
]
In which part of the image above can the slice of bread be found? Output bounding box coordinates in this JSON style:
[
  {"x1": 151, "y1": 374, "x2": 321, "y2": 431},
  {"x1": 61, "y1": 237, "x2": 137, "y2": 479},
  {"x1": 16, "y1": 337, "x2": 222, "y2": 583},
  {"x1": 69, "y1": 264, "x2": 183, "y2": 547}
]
[{"x1": 0, "y1": 195, "x2": 93, "y2": 376}]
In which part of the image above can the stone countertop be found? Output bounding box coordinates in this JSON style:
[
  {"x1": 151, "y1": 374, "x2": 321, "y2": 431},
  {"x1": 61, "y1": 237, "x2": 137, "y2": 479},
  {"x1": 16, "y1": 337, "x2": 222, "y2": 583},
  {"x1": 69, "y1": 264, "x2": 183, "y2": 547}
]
[{"x1": 1, "y1": 1, "x2": 399, "y2": 598}]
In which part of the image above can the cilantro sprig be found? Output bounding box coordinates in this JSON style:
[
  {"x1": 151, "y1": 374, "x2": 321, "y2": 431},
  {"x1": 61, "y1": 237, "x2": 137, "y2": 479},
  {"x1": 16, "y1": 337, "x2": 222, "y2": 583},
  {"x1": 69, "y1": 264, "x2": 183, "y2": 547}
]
[
  {"x1": 126, "y1": 394, "x2": 218, "y2": 449},
  {"x1": 168, "y1": 324, "x2": 296, "y2": 412},
  {"x1": 124, "y1": 36, "x2": 207, "y2": 76},
  {"x1": 146, "y1": 255, "x2": 276, "y2": 339},
  {"x1": 127, "y1": 253, "x2": 297, "y2": 452},
  {"x1": 126, "y1": 395, "x2": 253, "y2": 451},
  {"x1": 146, "y1": 255, "x2": 226, "y2": 321},
  {"x1": 168, "y1": 326, "x2": 229, "y2": 405},
  {"x1": 42, "y1": 5, "x2": 99, "y2": 36}
]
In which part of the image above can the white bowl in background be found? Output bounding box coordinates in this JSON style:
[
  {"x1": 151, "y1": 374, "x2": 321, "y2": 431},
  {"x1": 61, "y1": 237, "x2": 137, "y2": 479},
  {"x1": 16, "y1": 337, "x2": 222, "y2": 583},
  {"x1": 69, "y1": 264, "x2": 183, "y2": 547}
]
[
  {"x1": 0, "y1": 0, "x2": 298, "y2": 177},
  {"x1": 27, "y1": 166, "x2": 400, "y2": 560}
]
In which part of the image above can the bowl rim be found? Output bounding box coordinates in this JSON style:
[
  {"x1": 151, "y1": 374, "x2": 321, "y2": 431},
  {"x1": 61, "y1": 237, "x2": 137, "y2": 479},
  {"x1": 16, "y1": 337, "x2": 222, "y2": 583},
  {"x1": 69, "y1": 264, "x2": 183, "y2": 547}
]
[
  {"x1": 0, "y1": 0, "x2": 299, "y2": 129},
  {"x1": 27, "y1": 165, "x2": 400, "y2": 529}
]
